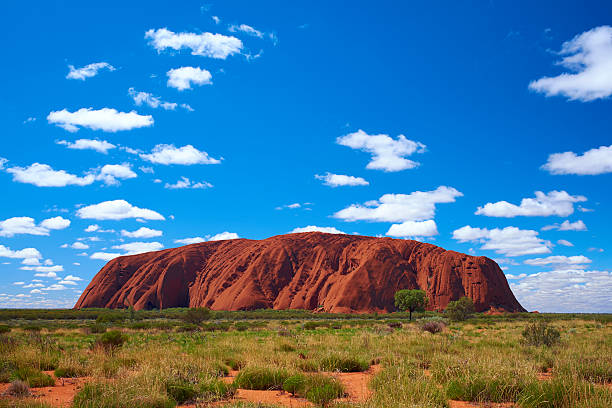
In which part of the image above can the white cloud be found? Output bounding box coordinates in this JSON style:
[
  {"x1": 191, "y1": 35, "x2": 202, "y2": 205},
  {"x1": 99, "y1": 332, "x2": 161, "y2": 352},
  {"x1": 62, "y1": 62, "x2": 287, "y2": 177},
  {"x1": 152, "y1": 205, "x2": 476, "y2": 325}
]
[
  {"x1": 528, "y1": 26, "x2": 612, "y2": 101},
  {"x1": 145, "y1": 28, "x2": 243, "y2": 59},
  {"x1": 510, "y1": 269, "x2": 612, "y2": 312},
  {"x1": 291, "y1": 226, "x2": 345, "y2": 234},
  {"x1": 164, "y1": 177, "x2": 213, "y2": 189},
  {"x1": 475, "y1": 191, "x2": 586, "y2": 217},
  {"x1": 386, "y1": 220, "x2": 439, "y2": 238},
  {"x1": 336, "y1": 129, "x2": 426, "y2": 172},
  {"x1": 62, "y1": 275, "x2": 82, "y2": 282},
  {"x1": 27, "y1": 265, "x2": 64, "y2": 273},
  {"x1": 140, "y1": 144, "x2": 220, "y2": 165},
  {"x1": 40, "y1": 216, "x2": 71, "y2": 230},
  {"x1": 167, "y1": 67, "x2": 212, "y2": 90},
  {"x1": 22, "y1": 258, "x2": 41, "y2": 265},
  {"x1": 112, "y1": 241, "x2": 163, "y2": 254},
  {"x1": 557, "y1": 239, "x2": 574, "y2": 247},
  {"x1": 0, "y1": 245, "x2": 42, "y2": 260},
  {"x1": 0, "y1": 157, "x2": 7, "y2": 169},
  {"x1": 208, "y1": 232, "x2": 239, "y2": 241},
  {"x1": 6, "y1": 163, "x2": 95, "y2": 187},
  {"x1": 96, "y1": 164, "x2": 137, "y2": 186},
  {"x1": 56, "y1": 139, "x2": 116, "y2": 154},
  {"x1": 315, "y1": 173, "x2": 369, "y2": 187},
  {"x1": 23, "y1": 283, "x2": 44, "y2": 288},
  {"x1": 524, "y1": 255, "x2": 591, "y2": 270},
  {"x1": 66, "y1": 62, "x2": 115, "y2": 80},
  {"x1": 47, "y1": 108, "x2": 153, "y2": 132},
  {"x1": 452, "y1": 225, "x2": 552, "y2": 257},
  {"x1": 121, "y1": 227, "x2": 162, "y2": 238},
  {"x1": 85, "y1": 224, "x2": 99, "y2": 232},
  {"x1": 58, "y1": 279, "x2": 78, "y2": 285},
  {"x1": 70, "y1": 242, "x2": 89, "y2": 250},
  {"x1": 542, "y1": 144, "x2": 612, "y2": 175},
  {"x1": 90, "y1": 252, "x2": 121, "y2": 261},
  {"x1": 212, "y1": 16, "x2": 220, "y2": 24},
  {"x1": 334, "y1": 186, "x2": 462, "y2": 225},
  {"x1": 228, "y1": 24, "x2": 264, "y2": 38},
  {"x1": 0, "y1": 217, "x2": 48, "y2": 237},
  {"x1": 43, "y1": 284, "x2": 67, "y2": 291},
  {"x1": 128, "y1": 88, "x2": 192, "y2": 111},
  {"x1": 30, "y1": 289, "x2": 42, "y2": 294},
  {"x1": 505, "y1": 273, "x2": 527, "y2": 280},
  {"x1": 13, "y1": 282, "x2": 24, "y2": 285},
  {"x1": 174, "y1": 237, "x2": 206, "y2": 245},
  {"x1": 542, "y1": 219, "x2": 587, "y2": 231},
  {"x1": 76, "y1": 200, "x2": 165, "y2": 220}
]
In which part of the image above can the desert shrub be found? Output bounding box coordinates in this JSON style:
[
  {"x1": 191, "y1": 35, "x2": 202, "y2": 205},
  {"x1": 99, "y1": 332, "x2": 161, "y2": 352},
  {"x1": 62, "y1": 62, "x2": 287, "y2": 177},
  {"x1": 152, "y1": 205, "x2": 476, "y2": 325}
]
[
  {"x1": 283, "y1": 373, "x2": 307, "y2": 395},
  {"x1": 278, "y1": 343, "x2": 296, "y2": 352},
  {"x1": 0, "y1": 325, "x2": 11, "y2": 334},
  {"x1": 445, "y1": 376, "x2": 529, "y2": 402},
  {"x1": 319, "y1": 355, "x2": 369, "y2": 372},
  {"x1": 303, "y1": 375, "x2": 344, "y2": 406},
  {"x1": 212, "y1": 362, "x2": 230, "y2": 377},
  {"x1": 521, "y1": 321, "x2": 560, "y2": 347},
  {"x1": 54, "y1": 365, "x2": 85, "y2": 378},
  {"x1": 516, "y1": 379, "x2": 608, "y2": 408},
  {"x1": 370, "y1": 364, "x2": 449, "y2": 407},
  {"x1": 95, "y1": 330, "x2": 127, "y2": 351},
  {"x1": 233, "y1": 366, "x2": 289, "y2": 390},
  {"x1": 388, "y1": 321, "x2": 402, "y2": 329},
  {"x1": 559, "y1": 356, "x2": 612, "y2": 383},
  {"x1": 10, "y1": 367, "x2": 54, "y2": 388},
  {"x1": 201, "y1": 321, "x2": 231, "y2": 332},
  {"x1": 7, "y1": 380, "x2": 31, "y2": 396},
  {"x1": 421, "y1": 320, "x2": 446, "y2": 334},
  {"x1": 165, "y1": 379, "x2": 197, "y2": 404},
  {"x1": 445, "y1": 297, "x2": 475, "y2": 321},
  {"x1": 233, "y1": 322, "x2": 250, "y2": 331},
  {"x1": 181, "y1": 308, "x2": 211, "y2": 325},
  {"x1": 73, "y1": 382, "x2": 174, "y2": 408},
  {"x1": 197, "y1": 378, "x2": 236, "y2": 401},
  {"x1": 84, "y1": 324, "x2": 106, "y2": 334},
  {"x1": 22, "y1": 324, "x2": 42, "y2": 332},
  {"x1": 175, "y1": 323, "x2": 199, "y2": 332},
  {"x1": 303, "y1": 321, "x2": 327, "y2": 330},
  {"x1": 223, "y1": 357, "x2": 245, "y2": 371}
]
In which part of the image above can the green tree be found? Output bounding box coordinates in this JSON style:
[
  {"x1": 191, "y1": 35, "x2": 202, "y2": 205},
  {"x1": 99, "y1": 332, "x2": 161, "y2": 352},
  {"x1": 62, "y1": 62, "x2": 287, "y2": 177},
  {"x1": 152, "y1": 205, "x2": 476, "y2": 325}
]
[
  {"x1": 445, "y1": 296, "x2": 475, "y2": 321},
  {"x1": 181, "y1": 307, "x2": 212, "y2": 325},
  {"x1": 394, "y1": 289, "x2": 429, "y2": 320}
]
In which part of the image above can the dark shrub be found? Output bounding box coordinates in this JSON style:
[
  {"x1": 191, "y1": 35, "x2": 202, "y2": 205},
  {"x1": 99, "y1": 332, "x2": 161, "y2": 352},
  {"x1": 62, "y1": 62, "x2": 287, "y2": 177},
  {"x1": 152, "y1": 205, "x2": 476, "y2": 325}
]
[
  {"x1": 233, "y1": 367, "x2": 289, "y2": 390},
  {"x1": 165, "y1": 380, "x2": 197, "y2": 404},
  {"x1": 319, "y1": 356, "x2": 369, "y2": 372},
  {"x1": 95, "y1": 330, "x2": 127, "y2": 351},
  {"x1": 388, "y1": 322, "x2": 402, "y2": 329},
  {"x1": 233, "y1": 322, "x2": 250, "y2": 331},
  {"x1": 181, "y1": 308, "x2": 212, "y2": 325},
  {"x1": 283, "y1": 374, "x2": 307, "y2": 396},
  {"x1": 86, "y1": 324, "x2": 107, "y2": 334},
  {"x1": 197, "y1": 378, "x2": 236, "y2": 400},
  {"x1": 445, "y1": 297, "x2": 475, "y2": 321},
  {"x1": 7, "y1": 380, "x2": 30, "y2": 396},
  {"x1": 54, "y1": 366, "x2": 84, "y2": 378},
  {"x1": 175, "y1": 323, "x2": 199, "y2": 332},
  {"x1": 223, "y1": 357, "x2": 244, "y2": 371},
  {"x1": 278, "y1": 343, "x2": 296, "y2": 352},
  {"x1": 421, "y1": 321, "x2": 445, "y2": 334},
  {"x1": 304, "y1": 376, "x2": 344, "y2": 406},
  {"x1": 522, "y1": 321, "x2": 560, "y2": 347},
  {"x1": 0, "y1": 325, "x2": 11, "y2": 334},
  {"x1": 10, "y1": 367, "x2": 54, "y2": 388}
]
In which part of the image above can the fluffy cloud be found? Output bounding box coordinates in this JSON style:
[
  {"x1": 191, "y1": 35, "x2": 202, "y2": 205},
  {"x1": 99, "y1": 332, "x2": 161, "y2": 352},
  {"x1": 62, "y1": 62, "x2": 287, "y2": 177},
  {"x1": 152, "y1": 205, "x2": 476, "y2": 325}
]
[
  {"x1": 140, "y1": 144, "x2": 220, "y2": 165},
  {"x1": 66, "y1": 62, "x2": 115, "y2": 80},
  {"x1": 510, "y1": 269, "x2": 612, "y2": 312},
  {"x1": 452, "y1": 226, "x2": 552, "y2": 257},
  {"x1": 291, "y1": 226, "x2": 345, "y2": 234},
  {"x1": 174, "y1": 237, "x2": 206, "y2": 245},
  {"x1": 542, "y1": 219, "x2": 587, "y2": 231},
  {"x1": 336, "y1": 129, "x2": 426, "y2": 172},
  {"x1": 228, "y1": 24, "x2": 264, "y2": 38},
  {"x1": 112, "y1": 241, "x2": 164, "y2": 254},
  {"x1": 145, "y1": 28, "x2": 243, "y2": 59},
  {"x1": 475, "y1": 191, "x2": 586, "y2": 217},
  {"x1": 69, "y1": 242, "x2": 89, "y2": 250},
  {"x1": 24, "y1": 265, "x2": 64, "y2": 273},
  {"x1": 6, "y1": 163, "x2": 95, "y2": 187},
  {"x1": 557, "y1": 239, "x2": 574, "y2": 247},
  {"x1": 528, "y1": 26, "x2": 612, "y2": 101},
  {"x1": 0, "y1": 245, "x2": 42, "y2": 260},
  {"x1": 315, "y1": 173, "x2": 369, "y2": 187},
  {"x1": 524, "y1": 255, "x2": 591, "y2": 270},
  {"x1": 121, "y1": 227, "x2": 163, "y2": 238},
  {"x1": 167, "y1": 67, "x2": 212, "y2": 90},
  {"x1": 208, "y1": 232, "x2": 239, "y2": 241},
  {"x1": 76, "y1": 200, "x2": 165, "y2": 220},
  {"x1": 56, "y1": 139, "x2": 116, "y2": 154},
  {"x1": 0, "y1": 216, "x2": 70, "y2": 237},
  {"x1": 174, "y1": 232, "x2": 239, "y2": 245},
  {"x1": 164, "y1": 177, "x2": 213, "y2": 189},
  {"x1": 542, "y1": 144, "x2": 612, "y2": 175},
  {"x1": 386, "y1": 220, "x2": 438, "y2": 238},
  {"x1": 334, "y1": 186, "x2": 462, "y2": 224},
  {"x1": 90, "y1": 252, "x2": 121, "y2": 261},
  {"x1": 128, "y1": 88, "x2": 192, "y2": 111},
  {"x1": 96, "y1": 164, "x2": 137, "y2": 186},
  {"x1": 47, "y1": 108, "x2": 153, "y2": 132}
]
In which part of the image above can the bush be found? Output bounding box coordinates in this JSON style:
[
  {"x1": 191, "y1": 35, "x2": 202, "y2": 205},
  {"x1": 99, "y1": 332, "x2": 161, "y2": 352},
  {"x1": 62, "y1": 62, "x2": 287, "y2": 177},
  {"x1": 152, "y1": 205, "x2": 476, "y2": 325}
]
[
  {"x1": 278, "y1": 343, "x2": 296, "y2": 352},
  {"x1": 445, "y1": 297, "x2": 475, "y2": 321},
  {"x1": 521, "y1": 321, "x2": 560, "y2": 347},
  {"x1": 283, "y1": 374, "x2": 307, "y2": 395},
  {"x1": 95, "y1": 330, "x2": 127, "y2": 351},
  {"x1": 181, "y1": 308, "x2": 212, "y2": 325},
  {"x1": 223, "y1": 357, "x2": 244, "y2": 371},
  {"x1": 197, "y1": 378, "x2": 236, "y2": 401},
  {"x1": 304, "y1": 375, "x2": 345, "y2": 406},
  {"x1": 10, "y1": 367, "x2": 55, "y2": 388},
  {"x1": 421, "y1": 320, "x2": 445, "y2": 334},
  {"x1": 165, "y1": 379, "x2": 197, "y2": 404},
  {"x1": 0, "y1": 325, "x2": 11, "y2": 334},
  {"x1": 233, "y1": 367, "x2": 289, "y2": 390},
  {"x1": 73, "y1": 382, "x2": 174, "y2": 408},
  {"x1": 54, "y1": 366, "x2": 85, "y2": 378},
  {"x1": 7, "y1": 380, "x2": 31, "y2": 396},
  {"x1": 85, "y1": 324, "x2": 107, "y2": 334},
  {"x1": 445, "y1": 377, "x2": 528, "y2": 403},
  {"x1": 233, "y1": 322, "x2": 250, "y2": 331},
  {"x1": 319, "y1": 355, "x2": 369, "y2": 372}
]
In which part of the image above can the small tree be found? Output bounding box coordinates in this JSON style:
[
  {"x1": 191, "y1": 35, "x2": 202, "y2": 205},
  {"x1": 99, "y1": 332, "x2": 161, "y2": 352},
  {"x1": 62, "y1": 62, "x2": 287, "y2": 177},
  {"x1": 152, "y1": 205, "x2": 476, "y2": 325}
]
[
  {"x1": 182, "y1": 307, "x2": 212, "y2": 325},
  {"x1": 445, "y1": 296, "x2": 475, "y2": 321},
  {"x1": 394, "y1": 289, "x2": 428, "y2": 321}
]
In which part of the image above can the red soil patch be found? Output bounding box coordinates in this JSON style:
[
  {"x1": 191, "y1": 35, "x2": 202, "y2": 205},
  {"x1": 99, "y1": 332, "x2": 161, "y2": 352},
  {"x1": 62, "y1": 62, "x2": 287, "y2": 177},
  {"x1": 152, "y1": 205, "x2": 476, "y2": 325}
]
[
  {"x1": 330, "y1": 364, "x2": 382, "y2": 402},
  {"x1": 0, "y1": 373, "x2": 89, "y2": 408}
]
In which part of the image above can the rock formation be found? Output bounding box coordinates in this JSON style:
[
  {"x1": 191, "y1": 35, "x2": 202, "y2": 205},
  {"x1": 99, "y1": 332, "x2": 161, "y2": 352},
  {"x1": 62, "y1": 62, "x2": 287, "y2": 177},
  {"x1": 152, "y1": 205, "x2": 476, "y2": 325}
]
[{"x1": 75, "y1": 232, "x2": 525, "y2": 313}]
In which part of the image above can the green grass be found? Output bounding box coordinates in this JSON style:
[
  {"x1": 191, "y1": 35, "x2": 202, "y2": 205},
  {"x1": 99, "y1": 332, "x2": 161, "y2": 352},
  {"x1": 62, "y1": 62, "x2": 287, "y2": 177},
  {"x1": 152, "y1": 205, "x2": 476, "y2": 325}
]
[
  {"x1": 233, "y1": 366, "x2": 290, "y2": 390},
  {"x1": 10, "y1": 367, "x2": 54, "y2": 388}
]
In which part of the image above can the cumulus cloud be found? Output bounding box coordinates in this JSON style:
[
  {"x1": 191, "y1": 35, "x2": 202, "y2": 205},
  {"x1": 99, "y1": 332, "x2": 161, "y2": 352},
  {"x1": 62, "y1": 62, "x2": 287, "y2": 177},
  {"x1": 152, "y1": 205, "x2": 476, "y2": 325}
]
[
  {"x1": 228, "y1": 24, "x2": 264, "y2": 38},
  {"x1": 96, "y1": 164, "x2": 137, "y2": 186},
  {"x1": 66, "y1": 62, "x2": 115, "y2": 80},
  {"x1": 128, "y1": 88, "x2": 192, "y2": 111},
  {"x1": 76, "y1": 200, "x2": 165, "y2": 220},
  {"x1": 386, "y1": 220, "x2": 438, "y2": 238},
  {"x1": 145, "y1": 28, "x2": 243, "y2": 59},
  {"x1": 475, "y1": 191, "x2": 586, "y2": 217},
  {"x1": 452, "y1": 226, "x2": 552, "y2": 257},
  {"x1": 140, "y1": 144, "x2": 220, "y2": 165},
  {"x1": 0, "y1": 216, "x2": 70, "y2": 237},
  {"x1": 174, "y1": 237, "x2": 206, "y2": 245},
  {"x1": 164, "y1": 177, "x2": 213, "y2": 189},
  {"x1": 542, "y1": 144, "x2": 612, "y2": 175},
  {"x1": 90, "y1": 252, "x2": 122, "y2": 261},
  {"x1": 336, "y1": 129, "x2": 426, "y2": 172},
  {"x1": 542, "y1": 219, "x2": 587, "y2": 231},
  {"x1": 56, "y1": 139, "x2": 116, "y2": 154},
  {"x1": 25, "y1": 265, "x2": 64, "y2": 273},
  {"x1": 47, "y1": 108, "x2": 153, "y2": 132},
  {"x1": 528, "y1": 26, "x2": 612, "y2": 101},
  {"x1": 112, "y1": 241, "x2": 164, "y2": 254},
  {"x1": 40, "y1": 216, "x2": 70, "y2": 230},
  {"x1": 291, "y1": 226, "x2": 345, "y2": 234},
  {"x1": 174, "y1": 231, "x2": 239, "y2": 245},
  {"x1": 524, "y1": 255, "x2": 591, "y2": 270},
  {"x1": 557, "y1": 239, "x2": 574, "y2": 247},
  {"x1": 208, "y1": 232, "x2": 239, "y2": 241},
  {"x1": 5, "y1": 163, "x2": 95, "y2": 187},
  {"x1": 315, "y1": 173, "x2": 369, "y2": 187},
  {"x1": 167, "y1": 67, "x2": 212, "y2": 90},
  {"x1": 121, "y1": 227, "x2": 163, "y2": 238},
  {"x1": 510, "y1": 269, "x2": 612, "y2": 312},
  {"x1": 69, "y1": 242, "x2": 89, "y2": 250},
  {"x1": 0, "y1": 245, "x2": 42, "y2": 260}
]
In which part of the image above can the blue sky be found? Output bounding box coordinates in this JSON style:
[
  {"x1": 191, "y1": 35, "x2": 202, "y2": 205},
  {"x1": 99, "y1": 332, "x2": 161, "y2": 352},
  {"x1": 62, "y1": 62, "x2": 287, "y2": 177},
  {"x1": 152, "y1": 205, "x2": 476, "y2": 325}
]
[{"x1": 0, "y1": 0, "x2": 611, "y2": 312}]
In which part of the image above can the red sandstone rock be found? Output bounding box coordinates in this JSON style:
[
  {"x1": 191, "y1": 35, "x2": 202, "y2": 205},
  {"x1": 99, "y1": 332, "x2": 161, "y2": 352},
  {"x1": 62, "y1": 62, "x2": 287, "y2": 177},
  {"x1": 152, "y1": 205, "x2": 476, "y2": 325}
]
[{"x1": 74, "y1": 232, "x2": 525, "y2": 313}]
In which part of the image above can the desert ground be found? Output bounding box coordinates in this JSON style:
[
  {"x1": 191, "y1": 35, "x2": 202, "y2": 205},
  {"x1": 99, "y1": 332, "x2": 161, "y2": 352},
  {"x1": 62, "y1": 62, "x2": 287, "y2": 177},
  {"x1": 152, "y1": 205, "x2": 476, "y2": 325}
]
[{"x1": 0, "y1": 309, "x2": 610, "y2": 408}]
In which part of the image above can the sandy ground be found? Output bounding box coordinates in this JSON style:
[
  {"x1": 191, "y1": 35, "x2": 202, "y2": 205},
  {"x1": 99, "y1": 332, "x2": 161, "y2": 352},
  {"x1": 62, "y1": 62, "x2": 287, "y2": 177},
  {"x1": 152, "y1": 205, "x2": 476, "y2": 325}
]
[{"x1": 0, "y1": 371, "x2": 89, "y2": 408}]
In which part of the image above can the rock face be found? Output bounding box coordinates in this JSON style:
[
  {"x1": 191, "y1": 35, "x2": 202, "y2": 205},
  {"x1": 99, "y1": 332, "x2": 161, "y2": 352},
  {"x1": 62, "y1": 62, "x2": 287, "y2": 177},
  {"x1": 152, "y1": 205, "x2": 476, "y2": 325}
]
[{"x1": 75, "y1": 232, "x2": 525, "y2": 313}]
